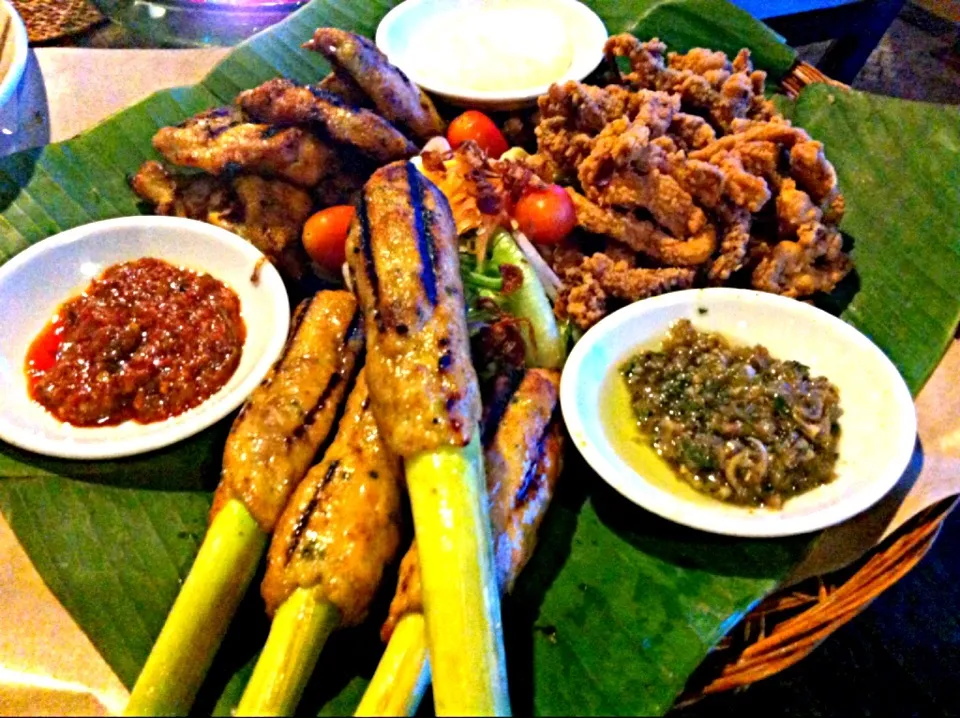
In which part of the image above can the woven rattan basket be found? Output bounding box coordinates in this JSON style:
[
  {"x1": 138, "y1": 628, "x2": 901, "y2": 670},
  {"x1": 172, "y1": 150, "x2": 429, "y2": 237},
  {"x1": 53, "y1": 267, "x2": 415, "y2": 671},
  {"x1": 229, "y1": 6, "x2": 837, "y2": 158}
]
[{"x1": 672, "y1": 61, "x2": 959, "y2": 706}]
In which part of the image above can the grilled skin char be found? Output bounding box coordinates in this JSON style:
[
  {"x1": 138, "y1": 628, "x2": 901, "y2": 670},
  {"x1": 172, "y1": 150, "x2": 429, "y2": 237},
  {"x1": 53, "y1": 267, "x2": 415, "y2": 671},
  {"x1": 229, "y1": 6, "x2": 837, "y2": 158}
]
[
  {"x1": 305, "y1": 28, "x2": 445, "y2": 143},
  {"x1": 346, "y1": 161, "x2": 481, "y2": 456},
  {"x1": 318, "y1": 71, "x2": 373, "y2": 109},
  {"x1": 261, "y1": 372, "x2": 403, "y2": 626},
  {"x1": 381, "y1": 369, "x2": 563, "y2": 640},
  {"x1": 153, "y1": 107, "x2": 338, "y2": 188},
  {"x1": 131, "y1": 161, "x2": 314, "y2": 280},
  {"x1": 212, "y1": 291, "x2": 364, "y2": 532},
  {"x1": 238, "y1": 78, "x2": 418, "y2": 164}
]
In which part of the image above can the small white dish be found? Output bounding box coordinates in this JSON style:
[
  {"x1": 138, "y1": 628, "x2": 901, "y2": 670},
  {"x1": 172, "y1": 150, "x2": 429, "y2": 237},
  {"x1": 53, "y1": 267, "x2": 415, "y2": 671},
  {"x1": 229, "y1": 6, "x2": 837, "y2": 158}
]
[
  {"x1": 376, "y1": 0, "x2": 608, "y2": 111},
  {"x1": 560, "y1": 288, "x2": 917, "y2": 538},
  {"x1": 0, "y1": 0, "x2": 27, "y2": 110},
  {"x1": 0, "y1": 216, "x2": 291, "y2": 460}
]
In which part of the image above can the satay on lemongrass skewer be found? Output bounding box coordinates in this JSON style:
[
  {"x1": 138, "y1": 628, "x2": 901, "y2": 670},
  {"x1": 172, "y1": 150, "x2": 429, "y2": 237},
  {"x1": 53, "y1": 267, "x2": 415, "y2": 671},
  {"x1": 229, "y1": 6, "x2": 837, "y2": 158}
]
[
  {"x1": 346, "y1": 160, "x2": 510, "y2": 715},
  {"x1": 235, "y1": 370, "x2": 404, "y2": 716},
  {"x1": 355, "y1": 368, "x2": 563, "y2": 717},
  {"x1": 125, "y1": 291, "x2": 363, "y2": 716}
]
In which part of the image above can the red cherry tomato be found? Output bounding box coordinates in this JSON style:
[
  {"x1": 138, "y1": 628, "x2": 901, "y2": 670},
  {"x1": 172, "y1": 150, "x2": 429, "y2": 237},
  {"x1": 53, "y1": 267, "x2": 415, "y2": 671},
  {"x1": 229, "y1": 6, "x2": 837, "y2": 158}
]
[
  {"x1": 302, "y1": 205, "x2": 356, "y2": 271},
  {"x1": 447, "y1": 110, "x2": 509, "y2": 159},
  {"x1": 513, "y1": 185, "x2": 577, "y2": 245}
]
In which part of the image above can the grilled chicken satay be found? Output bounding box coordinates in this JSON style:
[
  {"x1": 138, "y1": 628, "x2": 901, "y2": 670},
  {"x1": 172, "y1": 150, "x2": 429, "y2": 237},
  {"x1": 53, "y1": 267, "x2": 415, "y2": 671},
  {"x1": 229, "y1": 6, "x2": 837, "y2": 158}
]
[
  {"x1": 305, "y1": 28, "x2": 445, "y2": 143},
  {"x1": 153, "y1": 107, "x2": 339, "y2": 188},
  {"x1": 236, "y1": 372, "x2": 403, "y2": 716},
  {"x1": 213, "y1": 290, "x2": 365, "y2": 531},
  {"x1": 346, "y1": 161, "x2": 509, "y2": 715},
  {"x1": 348, "y1": 161, "x2": 481, "y2": 454},
  {"x1": 358, "y1": 369, "x2": 563, "y2": 718},
  {"x1": 126, "y1": 291, "x2": 363, "y2": 717},
  {"x1": 238, "y1": 78, "x2": 418, "y2": 163}
]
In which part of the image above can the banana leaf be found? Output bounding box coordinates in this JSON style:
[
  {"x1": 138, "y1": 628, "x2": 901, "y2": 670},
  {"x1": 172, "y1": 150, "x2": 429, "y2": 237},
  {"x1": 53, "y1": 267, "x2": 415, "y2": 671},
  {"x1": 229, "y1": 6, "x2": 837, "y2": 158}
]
[{"x1": 0, "y1": 1, "x2": 956, "y2": 715}]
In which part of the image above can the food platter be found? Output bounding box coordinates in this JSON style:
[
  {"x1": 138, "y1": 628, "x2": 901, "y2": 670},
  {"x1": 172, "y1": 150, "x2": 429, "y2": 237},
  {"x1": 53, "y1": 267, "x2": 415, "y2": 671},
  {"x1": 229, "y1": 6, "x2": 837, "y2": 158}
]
[{"x1": 0, "y1": 0, "x2": 958, "y2": 716}]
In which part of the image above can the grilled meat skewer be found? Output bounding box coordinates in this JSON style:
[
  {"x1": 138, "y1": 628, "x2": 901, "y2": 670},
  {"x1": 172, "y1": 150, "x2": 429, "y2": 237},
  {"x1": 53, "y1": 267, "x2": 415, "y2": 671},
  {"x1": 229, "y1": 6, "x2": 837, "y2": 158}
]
[
  {"x1": 346, "y1": 161, "x2": 510, "y2": 716},
  {"x1": 125, "y1": 291, "x2": 363, "y2": 716},
  {"x1": 213, "y1": 290, "x2": 365, "y2": 531},
  {"x1": 236, "y1": 371, "x2": 403, "y2": 716},
  {"x1": 358, "y1": 369, "x2": 563, "y2": 717}
]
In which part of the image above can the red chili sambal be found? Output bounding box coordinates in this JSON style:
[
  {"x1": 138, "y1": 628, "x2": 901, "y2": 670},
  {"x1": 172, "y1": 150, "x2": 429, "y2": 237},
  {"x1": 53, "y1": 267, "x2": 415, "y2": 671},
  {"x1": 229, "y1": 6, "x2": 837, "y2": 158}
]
[{"x1": 25, "y1": 258, "x2": 246, "y2": 427}]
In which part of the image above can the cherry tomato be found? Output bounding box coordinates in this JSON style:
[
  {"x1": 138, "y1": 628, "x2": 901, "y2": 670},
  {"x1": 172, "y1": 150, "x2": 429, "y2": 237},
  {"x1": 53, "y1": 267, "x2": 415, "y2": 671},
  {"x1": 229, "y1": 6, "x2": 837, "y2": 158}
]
[
  {"x1": 447, "y1": 110, "x2": 509, "y2": 159},
  {"x1": 513, "y1": 185, "x2": 577, "y2": 245},
  {"x1": 302, "y1": 205, "x2": 355, "y2": 271}
]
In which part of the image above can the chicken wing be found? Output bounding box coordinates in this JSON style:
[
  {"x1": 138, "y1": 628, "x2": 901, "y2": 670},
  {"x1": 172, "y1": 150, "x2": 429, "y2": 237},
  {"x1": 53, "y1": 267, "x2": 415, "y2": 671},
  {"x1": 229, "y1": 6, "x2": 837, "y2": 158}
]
[
  {"x1": 132, "y1": 161, "x2": 313, "y2": 280},
  {"x1": 318, "y1": 70, "x2": 373, "y2": 109},
  {"x1": 305, "y1": 28, "x2": 445, "y2": 142},
  {"x1": 153, "y1": 106, "x2": 338, "y2": 187},
  {"x1": 237, "y1": 78, "x2": 418, "y2": 163}
]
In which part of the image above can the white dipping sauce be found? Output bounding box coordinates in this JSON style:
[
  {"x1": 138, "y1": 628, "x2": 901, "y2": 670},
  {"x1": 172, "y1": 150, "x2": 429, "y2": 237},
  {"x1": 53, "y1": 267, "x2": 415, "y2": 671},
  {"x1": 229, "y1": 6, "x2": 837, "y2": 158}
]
[{"x1": 405, "y1": 1, "x2": 574, "y2": 92}]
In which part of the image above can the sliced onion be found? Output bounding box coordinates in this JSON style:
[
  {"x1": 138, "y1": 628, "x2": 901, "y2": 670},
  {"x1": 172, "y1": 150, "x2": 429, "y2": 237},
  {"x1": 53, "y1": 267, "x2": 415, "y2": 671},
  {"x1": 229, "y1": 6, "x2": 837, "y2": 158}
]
[
  {"x1": 511, "y1": 226, "x2": 562, "y2": 301},
  {"x1": 422, "y1": 136, "x2": 452, "y2": 154},
  {"x1": 341, "y1": 262, "x2": 354, "y2": 293}
]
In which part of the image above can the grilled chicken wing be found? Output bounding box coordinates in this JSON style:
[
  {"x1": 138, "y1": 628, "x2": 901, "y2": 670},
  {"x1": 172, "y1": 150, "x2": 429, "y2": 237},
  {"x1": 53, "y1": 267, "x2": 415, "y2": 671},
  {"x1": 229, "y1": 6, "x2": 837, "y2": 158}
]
[
  {"x1": 261, "y1": 371, "x2": 403, "y2": 626},
  {"x1": 346, "y1": 161, "x2": 481, "y2": 456},
  {"x1": 213, "y1": 291, "x2": 364, "y2": 532},
  {"x1": 153, "y1": 107, "x2": 338, "y2": 187},
  {"x1": 305, "y1": 28, "x2": 445, "y2": 143},
  {"x1": 132, "y1": 161, "x2": 313, "y2": 279},
  {"x1": 238, "y1": 78, "x2": 418, "y2": 164},
  {"x1": 381, "y1": 368, "x2": 563, "y2": 639},
  {"x1": 318, "y1": 71, "x2": 373, "y2": 109}
]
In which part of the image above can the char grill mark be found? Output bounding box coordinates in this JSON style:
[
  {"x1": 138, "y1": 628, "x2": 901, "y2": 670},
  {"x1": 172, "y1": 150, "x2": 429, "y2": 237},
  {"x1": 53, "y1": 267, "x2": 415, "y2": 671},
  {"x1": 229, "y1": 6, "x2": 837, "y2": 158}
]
[
  {"x1": 285, "y1": 459, "x2": 341, "y2": 562},
  {"x1": 407, "y1": 161, "x2": 438, "y2": 307}
]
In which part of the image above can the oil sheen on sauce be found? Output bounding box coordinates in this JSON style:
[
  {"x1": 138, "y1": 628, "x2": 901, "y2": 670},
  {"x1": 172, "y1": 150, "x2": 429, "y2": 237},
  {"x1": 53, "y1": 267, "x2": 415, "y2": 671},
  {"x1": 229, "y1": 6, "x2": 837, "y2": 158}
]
[
  {"x1": 599, "y1": 364, "x2": 691, "y2": 499},
  {"x1": 408, "y1": 1, "x2": 574, "y2": 92}
]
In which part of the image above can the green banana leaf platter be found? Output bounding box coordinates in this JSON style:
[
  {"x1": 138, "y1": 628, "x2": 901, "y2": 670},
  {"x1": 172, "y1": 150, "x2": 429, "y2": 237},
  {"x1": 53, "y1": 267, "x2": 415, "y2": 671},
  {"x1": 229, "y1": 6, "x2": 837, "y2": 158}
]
[{"x1": 1, "y1": 0, "x2": 959, "y2": 715}]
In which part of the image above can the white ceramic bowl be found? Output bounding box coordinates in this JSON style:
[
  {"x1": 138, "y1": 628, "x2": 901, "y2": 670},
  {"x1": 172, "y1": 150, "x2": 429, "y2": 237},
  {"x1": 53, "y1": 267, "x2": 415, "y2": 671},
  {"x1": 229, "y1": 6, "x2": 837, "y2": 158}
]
[
  {"x1": 0, "y1": 216, "x2": 291, "y2": 460},
  {"x1": 560, "y1": 288, "x2": 917, "y2": 538},
  {"x1": 376, "y1": 0, "x2": 608, "y2": 111},
  {"x1": 0, "y1": 0, "x2": 28, "y2": 109}
]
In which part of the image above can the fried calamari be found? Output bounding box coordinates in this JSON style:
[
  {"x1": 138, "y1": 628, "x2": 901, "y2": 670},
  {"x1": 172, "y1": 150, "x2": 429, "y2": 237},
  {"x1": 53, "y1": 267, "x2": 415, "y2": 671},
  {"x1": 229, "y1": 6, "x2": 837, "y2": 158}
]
[{"x1": 531, "y1": 34, "x2": 851, "y2": 329}]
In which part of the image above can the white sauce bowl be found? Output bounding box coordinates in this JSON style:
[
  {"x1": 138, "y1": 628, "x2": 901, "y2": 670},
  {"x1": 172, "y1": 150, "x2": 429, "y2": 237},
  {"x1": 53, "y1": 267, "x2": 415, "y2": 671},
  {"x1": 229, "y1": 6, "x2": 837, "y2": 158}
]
[{"x1": 376, "y1": 0, "x2": 608, "y2": 110}]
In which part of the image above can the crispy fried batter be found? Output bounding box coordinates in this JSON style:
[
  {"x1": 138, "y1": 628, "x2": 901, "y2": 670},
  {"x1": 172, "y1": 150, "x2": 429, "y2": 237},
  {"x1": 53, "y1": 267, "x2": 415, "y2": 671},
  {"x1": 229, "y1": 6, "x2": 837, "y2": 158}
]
[
  {"x1": 237, "y1": 78, "x2": 417, "y2": 163},
  {"x1": 579, "y1": 118, "x2": 708, "y2": 238},
  {"x1": 708, "y1": 206, "x2": 752, "y2": 283},
  {"x1": 790, "y1": 140, "x2": 840, "y2": 206},
  {"x1": 132, "y1": 161, "x2": 313, "y2": 279},
  {"x1": 306, "y1": 28, "x2": 445, "y2": 142},
  {"x1": 555, "y1": 252, "x2": 695, "y2": 330},
  {"x1": 152, "y1": 107, "x2": 337, "y2": 188}
]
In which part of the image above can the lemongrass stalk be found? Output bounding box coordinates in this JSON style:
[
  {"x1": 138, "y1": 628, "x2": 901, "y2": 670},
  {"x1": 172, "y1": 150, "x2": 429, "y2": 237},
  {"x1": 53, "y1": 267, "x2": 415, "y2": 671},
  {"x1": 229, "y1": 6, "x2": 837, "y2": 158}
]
[
  {"x1": 354, "y1": 614, "x2": 430, "y2": 717},
  {"x1": 125, "y1": 499, "x2": 267, "y2": 716},
  {"x1": 404, "y1": 434, "x2": 510, "y2": 716},
  {"x1": 235, "y1": 586, "x2": 340, "y2": 717}
]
